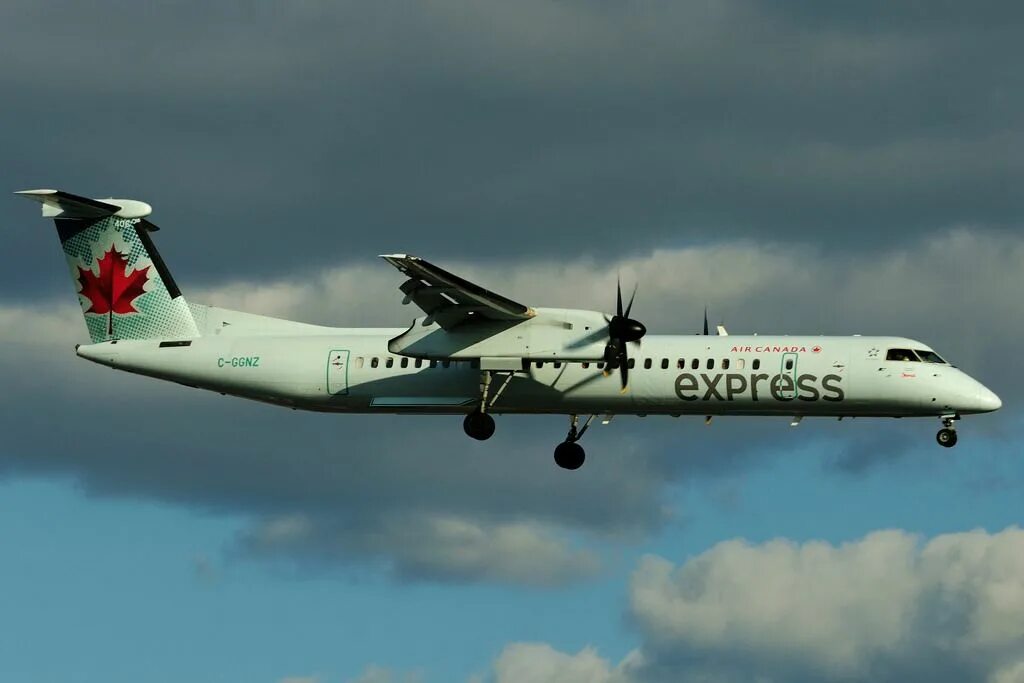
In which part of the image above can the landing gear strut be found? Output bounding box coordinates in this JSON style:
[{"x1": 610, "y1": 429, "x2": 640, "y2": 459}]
[
  {"x1": 936, "y1": 415, "x2": 958, "y2": 448},
  {"x1": 464, "y1": 369, "x2": 513, "y2": 441},
  {"x1": 554, "y1": 414, "x2": 595, "y2": 470}
]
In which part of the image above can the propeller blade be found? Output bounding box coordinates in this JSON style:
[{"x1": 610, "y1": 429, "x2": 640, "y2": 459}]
[
  {"x1": 619, "y1": 351, "x2": 629, "y2": 391},
  {"x1": 616, "y1": 276, "x2": 623, "y2": 318},
  {"x1": 603, "y1": 338, "x2": 618, "y2": 365},
  {"x1": 623, "y1": 282, "x2": 638, "y2": 319}
]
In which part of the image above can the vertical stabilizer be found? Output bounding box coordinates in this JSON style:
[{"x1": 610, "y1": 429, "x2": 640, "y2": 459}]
[{"x1": 17, "y1": 189, "x2": 199, "y2": 342}]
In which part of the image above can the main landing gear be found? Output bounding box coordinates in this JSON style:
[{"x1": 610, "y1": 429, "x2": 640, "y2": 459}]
[
  {"x1": 936, "y1": 415, "x2": 958, "y2": 448},
  {"x1": 463, "y1": 410, "x2": 495, "y2": 440},
  {"x1": 463, "y1": 400, "x2": 596, "y2": 470},
  {"x1": 463, "y1": 369, "x2": 514, "y2": 441},
  {"x1": 554, "y1": 414, "x2": 595, "y2": 470},
  {"x1": 460, "y1": 369, "x2": 598, "y2": 469}
]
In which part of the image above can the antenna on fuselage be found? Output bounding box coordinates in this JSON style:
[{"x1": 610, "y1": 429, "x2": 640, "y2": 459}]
[{"x1": 703, "y1": 306, "x2": 709, "y2": 335}]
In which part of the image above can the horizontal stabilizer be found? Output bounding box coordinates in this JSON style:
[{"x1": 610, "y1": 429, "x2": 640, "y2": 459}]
[{"x1": 15, "y1": 189, "x2": 152, "y2": 219}]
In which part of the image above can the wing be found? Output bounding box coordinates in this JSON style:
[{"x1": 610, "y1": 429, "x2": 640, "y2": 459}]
[{"x1": 380, "y1": 254, "x2": 535, "y2": 330}]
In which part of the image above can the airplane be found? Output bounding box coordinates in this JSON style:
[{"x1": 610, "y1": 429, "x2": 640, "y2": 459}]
[{"x1": 17, "y1": 189, "x2": 1002, "y2": 469}]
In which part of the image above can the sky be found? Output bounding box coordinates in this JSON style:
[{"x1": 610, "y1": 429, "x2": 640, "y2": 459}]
[{"x1": 1, "y1": 2, "x2": 1023, "y2": 682}]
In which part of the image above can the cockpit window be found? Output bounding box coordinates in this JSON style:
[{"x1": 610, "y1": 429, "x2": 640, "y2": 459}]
[
  {"x1": 915, "y1": 350, "x2": 947, "y2": 364},
  {"x1": 886, "y1": 348, "x2": 920, "y2": 362}
]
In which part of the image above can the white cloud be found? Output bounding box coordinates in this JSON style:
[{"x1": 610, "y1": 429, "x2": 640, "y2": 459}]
[
  {"x1": 189, "y1": 228, "x2": 1024, "y2": 385},
  {"x1": 468, "y1": 527, "x2": 1024, "y2": 683},
  {"x1": 0, "y1": 304, "x2": 85, "y2": 346},
  {"x1": 631, "y1": 532, "x2": 918, "y2": 673},
  {"x1": 627, "y1": 527, "x2": 1024, "y2": 681},
  {"x1": 491, "y1": 643, "x2": 642, "y2": 683},
  {"x1": 240, "y1": 512, "x2": 599, "y2": 587},
  {"x1": 346, "y1": 664, "x2": 422, "y2": 683},
  {"x1": 992, "y1": 661, "x2": 1024, "y2": 683},
  {"x1": 13, "y1": 227, "x2": 1024, "y2": 384}
]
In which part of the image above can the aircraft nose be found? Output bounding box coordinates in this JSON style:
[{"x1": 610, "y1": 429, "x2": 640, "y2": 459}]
[{"x1": 976, "y1": 386, "x2": 1002, "y2": 412}]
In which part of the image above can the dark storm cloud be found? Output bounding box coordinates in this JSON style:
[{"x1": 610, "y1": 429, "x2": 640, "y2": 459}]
[
  {"x1": 2, "y1": 0, "x2": 1022, "y2": 585},
  {"x1": 4, "y1": 0, "x2": 1024, "y2": 294}
]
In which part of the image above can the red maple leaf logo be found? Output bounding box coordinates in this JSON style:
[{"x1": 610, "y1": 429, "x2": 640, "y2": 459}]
[{"x1": 77, "y1": 246, "x2": 150, "y2": 334}]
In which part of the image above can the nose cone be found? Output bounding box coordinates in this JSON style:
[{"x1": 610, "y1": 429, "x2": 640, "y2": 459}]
[
  {"x1": 975, "y1": 386, "x2": 1002, "y2": 413},
  {"x1": 944, "y1": 372, "x2": 1002, "y2": 414}
]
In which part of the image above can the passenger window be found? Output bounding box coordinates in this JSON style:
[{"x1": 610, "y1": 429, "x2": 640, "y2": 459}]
[
  {"x1": 536, "y1": 361, "x2": 544, "y2": 368},
  {"x1": 785, "y1": 359, "x2": 793, "y2": 370},
  {"x1": 644, "y1": 358, "x2": 652, "y2": 369},
  {"x1": 735, "y1": 359, "x2": 745, "y2": 369},
  {"x1": 415, "y1": 358, "x2": 423, "y2": 368},
  {"x1": 355, "y1": 357, "x2": 364, "y2": 369},
  {"x1": 400, "y1": 357, "x2": 408, "y2": 368},
  {"x1": 691, "y1": 358, "x2": 699, "y2": 370},
  {"x1": 628, "y1": 358, "x2": 635, "y2": 369},
  {"x1": 707, "y1": 358, "x2": 715, "y2": 370},
  {"x1": 370, "y1": 357, "x2": 379, "y2": 368},
  {"x1": 553, "y1": 361, "x2": 562, "y2": 369},
  {"x1": 722, "y1": 358, "x2": 730, "y2": 370},
  {"x1": 677, "y1": 359, "x2": 685, "y2": 369},
  {"x1": 753, "y1": 359, "x2": 761, "y2": 370},
  {"x1": 582, "y1": 362, "x2": 590, "y2": 369},
  {"x1": 386, "y1": 357, "x2": 394, "y2": 368},
  {"x1": 916, "y1": 350, "x2": 946, "y2": 364},
  {"x1": 886, "y1": 348, "x2": 919, "y2": 362},
  {"x1": 429, "y1": 360, "x2": 437, "y2": 368},
  {"x1": 661, "y1": 358, "x2": 669, "y2": 369},
  {"x1": 596, "y1": 362, "x2": 605, "y2": 370}
]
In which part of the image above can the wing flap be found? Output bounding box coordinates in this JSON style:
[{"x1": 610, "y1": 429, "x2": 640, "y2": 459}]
[{"x1": 381, "y1": 254, "x2": 534, "y2": 330}]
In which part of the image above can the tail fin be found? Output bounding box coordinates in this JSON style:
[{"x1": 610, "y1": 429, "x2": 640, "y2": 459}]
[{"x1": 17, "y1": 189, "x2": 199, "y2": 343}]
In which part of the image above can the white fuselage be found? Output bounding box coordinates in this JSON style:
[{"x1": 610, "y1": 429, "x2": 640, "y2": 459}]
[{"x1": 75, "y1": 328, "x2": 1001, "y2": 419}]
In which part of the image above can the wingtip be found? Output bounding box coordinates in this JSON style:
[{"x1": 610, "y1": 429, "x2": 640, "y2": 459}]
[{"x1": 14, "y1": 188, "x2": 57, "y2": 196}]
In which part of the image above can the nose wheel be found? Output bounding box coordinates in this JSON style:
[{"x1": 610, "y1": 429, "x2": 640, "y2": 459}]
[
  {"x1": 554, "y1": 414, "x2": 595, "y2": 470},
  {"x1": 936, "y1": 415, "x2": 958, "y2": 448}
]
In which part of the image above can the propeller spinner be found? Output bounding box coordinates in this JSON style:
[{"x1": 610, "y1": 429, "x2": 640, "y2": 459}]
[{"x1": 603, "y1": 279, "x2": 646, "y2": 391}]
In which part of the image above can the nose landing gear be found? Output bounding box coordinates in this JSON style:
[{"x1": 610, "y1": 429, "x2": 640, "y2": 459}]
[
  {"x1": 936, "y1": 415, "x2": 958, "y2": 448},
  {"x1": 936, "y1": 428, "x2": 957, "y2": 447},
  {"x1": 554, "y1": 414, "x2": 595, "y2": 470}
]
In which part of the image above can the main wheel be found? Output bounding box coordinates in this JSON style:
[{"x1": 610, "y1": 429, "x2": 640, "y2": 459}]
[
  {"x1": 554, "y1": 441, "x2": 586, "y2": 470},
  {"x1": 936, "y1": 428, "x2": 958, "y2": 448},
  {"x1": 463, "y1": 411, "x2": 495, "y2": 441}
]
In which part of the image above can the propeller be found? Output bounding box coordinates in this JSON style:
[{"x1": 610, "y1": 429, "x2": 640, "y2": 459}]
[{"x1": 603, "y1": 277, "x2": 647, "y2": 391}]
